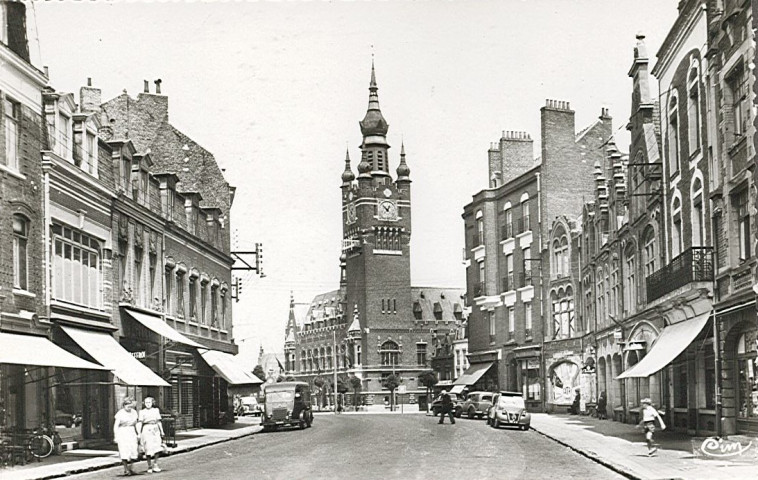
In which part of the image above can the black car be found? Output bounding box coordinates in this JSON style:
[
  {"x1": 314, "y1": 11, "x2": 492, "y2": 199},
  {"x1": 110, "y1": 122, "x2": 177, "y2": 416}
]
[{"x1": 430, "y1": 393, "x2": 463, "y2": 417}]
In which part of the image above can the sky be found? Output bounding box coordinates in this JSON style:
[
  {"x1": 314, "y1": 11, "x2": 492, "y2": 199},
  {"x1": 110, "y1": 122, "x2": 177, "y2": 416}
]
[{"x1": 30, "y1": 0, "x2": 678, "y2": 367}]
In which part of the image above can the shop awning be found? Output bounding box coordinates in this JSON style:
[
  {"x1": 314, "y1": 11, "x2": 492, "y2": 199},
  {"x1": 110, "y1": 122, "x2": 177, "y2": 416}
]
[
  {"x1": 0, "y1": 332, "x2": 108, "y2": 370},
  {"x1": 198, "y1": 349, "x2": 263, "y2": 385},
  {"x1": 453, "y1": 362, "x2": 493, "y2": 386},
  {"x1": 124, "y1": 310, "x2": 204, "y2": 348},
  {"x1": 450, "y1": 385, "x2": 466, "y2": 395},
  {"x1": 61, "y1": 327, "x2": 170, "y2": 387},
  {"x1": 616, "y1": 312, "x2": 711, "y2": 379}
]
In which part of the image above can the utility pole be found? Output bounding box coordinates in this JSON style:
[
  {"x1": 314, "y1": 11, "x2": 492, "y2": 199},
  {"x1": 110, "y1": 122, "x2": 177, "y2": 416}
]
[{"x1": 333, "y1": 330, "x2": 338, "y2": 415}]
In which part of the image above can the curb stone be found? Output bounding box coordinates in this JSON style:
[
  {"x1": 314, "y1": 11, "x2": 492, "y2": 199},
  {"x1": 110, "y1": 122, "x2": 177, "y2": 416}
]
[
  {"x1": 530, "y1": 425, "x2": 645, "y2": 480},
  {"x1": 23, "y1": 428, "x2": 260, "y2": 480}
]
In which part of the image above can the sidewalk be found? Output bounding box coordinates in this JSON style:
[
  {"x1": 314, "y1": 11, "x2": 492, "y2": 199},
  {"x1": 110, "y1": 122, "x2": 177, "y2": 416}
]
[
  {"x1": 530, "y1": 413, "x2": 758, "y2": 480},
  {"x1": 0, "y1": 420, "x2": 260, "y2": 480}
]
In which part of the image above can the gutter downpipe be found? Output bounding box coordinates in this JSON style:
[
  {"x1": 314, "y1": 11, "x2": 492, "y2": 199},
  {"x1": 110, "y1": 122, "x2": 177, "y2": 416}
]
[{"x1": 536, "y1": 171, "x2": 545, "y2": 412}]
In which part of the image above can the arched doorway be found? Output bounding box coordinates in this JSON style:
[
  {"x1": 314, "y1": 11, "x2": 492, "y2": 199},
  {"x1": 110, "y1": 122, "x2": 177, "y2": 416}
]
[
  {"x1": 723, "y1": 320, "x2": 758, "y2": 434},
  {"x1": 547, "y1": 360, "x2": 579, "y2": 411}
]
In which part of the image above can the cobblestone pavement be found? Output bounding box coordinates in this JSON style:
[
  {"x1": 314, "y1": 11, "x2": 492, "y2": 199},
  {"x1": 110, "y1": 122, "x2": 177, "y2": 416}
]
[{"x1": 69, "y1": 414, "x2": 626, "y2": 480}]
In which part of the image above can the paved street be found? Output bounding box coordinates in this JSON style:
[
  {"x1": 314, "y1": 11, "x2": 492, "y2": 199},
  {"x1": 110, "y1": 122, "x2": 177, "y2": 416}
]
[{"x1": 69, "y1": 414, "x2": 624, "y2": 480}]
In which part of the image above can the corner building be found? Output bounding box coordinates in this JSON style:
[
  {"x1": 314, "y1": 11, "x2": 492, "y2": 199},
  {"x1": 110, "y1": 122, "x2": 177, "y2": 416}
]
[
  {"x1": 462, "y1": 101, "x2": 612, "y2": 412},
  {"x1": 284, "y1": 65, "x2": 465, "y2": 404}
]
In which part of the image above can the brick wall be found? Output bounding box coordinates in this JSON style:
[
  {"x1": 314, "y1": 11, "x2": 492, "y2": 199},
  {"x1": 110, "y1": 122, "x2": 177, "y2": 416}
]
[{"x1": 0, "y1": 94, "x2": 45, "y2": 329}]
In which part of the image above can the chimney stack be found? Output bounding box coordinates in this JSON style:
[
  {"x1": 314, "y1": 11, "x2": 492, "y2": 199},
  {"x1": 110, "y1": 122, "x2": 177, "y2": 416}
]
[
  {"x1": 144, "y1": 80, "x2": 149, "y2": 93},
  {"x1": 80, "y1": 77, "x2": 102, "y2": 113},
  {"x1": 2, "y1": 1, "x2": 30, "y2": 62},
  {"x1": 154, "y1": 79, "x2": 162, "y2": 95}
]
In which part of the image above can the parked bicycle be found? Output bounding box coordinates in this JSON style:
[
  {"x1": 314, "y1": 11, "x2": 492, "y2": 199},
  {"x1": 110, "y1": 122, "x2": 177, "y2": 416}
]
[{"x1": 0, "y1": 424, "x2": 57, "y2": 467}]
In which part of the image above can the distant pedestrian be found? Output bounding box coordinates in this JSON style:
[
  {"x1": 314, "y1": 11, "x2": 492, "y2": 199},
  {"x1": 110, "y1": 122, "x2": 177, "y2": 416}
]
[
  {"x1": 570, "y1": 390, "x2": 581, "y2": 415},
  {"x1": 597, "y1": 391, "x2": 608, "y2": 420},
  {"x1": 637, "y1": 398, "x2": 666, "y2": 456},
  {"x1": 137, "y1": 396, "x2": 166, "y2": 473},
  {"x1": 437, "y1": 390, "x2": 455, "y2": 425},
  {"x1": 113, "y1": 397, "x2": 138, "y2": 476}
]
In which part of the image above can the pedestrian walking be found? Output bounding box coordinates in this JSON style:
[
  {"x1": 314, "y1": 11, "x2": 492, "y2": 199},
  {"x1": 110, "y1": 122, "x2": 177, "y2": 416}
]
[
  {"x1": 437, "y1": 390, "x2": 455, "y2": 425},
  {"x1": 138, "y1": 396, "x2": 166, "y2": 473},
  {"x1": 570, "y1": 389, "x2": 581, "y2": 415},
  {"x1": 113, "y1": 397, "x2": 139, "y2": 476},
  {"x1": 597, "y1": 391, "x2": 608, "y2": 420},
  {"x1": 637, "y1": 398, "x2": 666, "y2": 456}
]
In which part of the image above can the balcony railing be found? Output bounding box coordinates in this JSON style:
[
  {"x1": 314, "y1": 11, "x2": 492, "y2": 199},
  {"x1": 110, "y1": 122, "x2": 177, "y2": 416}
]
[
  {"x1": 501, "y1": 223, "x2": 513, "y2": 240},
  {"x1": 646, "y1": 247, "x2": 714, "y2": 302},
  {"x1": 472, "y1": 232, "x2": 484, "y2": 248},
  {"x1": 517, "y1": 270, "x2": 533, "y2": 288},
  {"x1": 502, "y1": 274, "x2": 514, "y2": 292},
  {"x1": 516, "y1": 215, "x2": 531, "y2": 235},
  {"x1": 474, "y1": 281, "x2": 487, "y2": 298}
]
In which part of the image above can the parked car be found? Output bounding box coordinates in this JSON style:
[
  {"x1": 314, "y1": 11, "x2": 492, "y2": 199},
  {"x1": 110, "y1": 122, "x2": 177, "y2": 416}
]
[
  {"x1": 55, "y1": 410, "x2": 82, "y2": 428},
  {"x1": 486, "y1": 391, "x2": 531, "y2": 430},
  {"x1": 461, "y1": 391, "x2": 493, "y2": 419},
  {"x1": 237, "y1": 395, "x2": 263, "y2": 417},
  {"x1": 430, "y1": 393, "x2": 463, "y2": 418}
]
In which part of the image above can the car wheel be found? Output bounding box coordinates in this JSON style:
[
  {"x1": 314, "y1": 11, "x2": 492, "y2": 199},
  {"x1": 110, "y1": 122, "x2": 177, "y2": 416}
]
[
  {"x1": 521, "y1": 425, "x2": 528, "y2": 431},
  {"x1": 306, "y1": 412, "x2": 313, "y2": 428},
  {"x1": 468, "y1": 408, "x2": 476, "y2": 419},
  {"x1": 431, "y1": 407, "x2": 439, "y2": 416},
  {"x1": 494, "y1": 418, "x2": 500, "y2": 429},
  {"x1": 455, "y1": 408, "x2": 462, "y2": 418}
]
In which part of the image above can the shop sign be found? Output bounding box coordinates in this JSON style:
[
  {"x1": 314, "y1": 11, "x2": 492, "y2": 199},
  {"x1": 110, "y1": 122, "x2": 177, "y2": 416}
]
[
  {"x1": 526, "y1": 359, "x2": 539, "y2": 369},
  {"x1": 692, "y1": 437, "x2": 758, "y2": 460},
  {"x1": 131, "y1": 351, "x2": 146, "y2": 359}
]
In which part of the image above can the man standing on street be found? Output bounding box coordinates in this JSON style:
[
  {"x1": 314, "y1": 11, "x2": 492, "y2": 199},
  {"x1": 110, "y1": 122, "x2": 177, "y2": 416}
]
[{"x1": 438, "y1": 390, "x2": 455, "y2": 425}]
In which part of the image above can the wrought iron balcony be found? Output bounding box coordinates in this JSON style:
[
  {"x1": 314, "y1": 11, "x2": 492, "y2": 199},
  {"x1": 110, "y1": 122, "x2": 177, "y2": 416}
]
[
  {"x1": 516, "y1": 215, "x2": 531, "y2": 235},
  {"x1": 474, "y1": 281, "x2": 487, "y2": 298},
  {"x1": 646, "y1": 247, "x2": 714, "y2": 302},
  {"x1": 502, "y1": 274, "x2": 515, "y2": 292},
  {"x1": 517, "y1": 271, "x2": 533, "y2": 288},
  {"x1": 501, "y1": 223, "x2": 513, "y2": 240}
]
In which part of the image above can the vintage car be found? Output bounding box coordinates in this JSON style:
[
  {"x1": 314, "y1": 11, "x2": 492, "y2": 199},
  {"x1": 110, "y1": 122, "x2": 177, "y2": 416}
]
[
  {"x1": 486, "y1": 391, "x2": 531, "y2": 430},
  {"x1": 261, "y1": 381, "x2": 313, "y2": 431},
  {"x1": 429, "y1": 393, "x2": 463, "y2": 418},
  {"x1": 461, "y1": 391, "x2": 493, "y2": 419},
  {"x1": 237, "y1": 395, "x2": 263, "y2": 417}
]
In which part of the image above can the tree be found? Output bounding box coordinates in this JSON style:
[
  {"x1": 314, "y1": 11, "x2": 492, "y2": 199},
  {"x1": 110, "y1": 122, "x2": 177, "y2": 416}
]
[
  {"x1": 336, "y1": 376, "x2": 349, "y2": 394},
  {"x1": 349, "y1": 376, "x2": 362, "y2": 407},
  {"x1": 383, "y1": 374, "x2": 401, "y2": 411},
  {"x1": 417, "y1": 371, "x2": 438, "y2": 411},
  {"x1": 252, "y1": 365, "x2": 265, "y2": 382}
]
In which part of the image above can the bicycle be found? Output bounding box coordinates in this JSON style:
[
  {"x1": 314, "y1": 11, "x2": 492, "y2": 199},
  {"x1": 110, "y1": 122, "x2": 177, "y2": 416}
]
[{"x1": 27, "y1": 425, "x2": 55, "y2": 460}]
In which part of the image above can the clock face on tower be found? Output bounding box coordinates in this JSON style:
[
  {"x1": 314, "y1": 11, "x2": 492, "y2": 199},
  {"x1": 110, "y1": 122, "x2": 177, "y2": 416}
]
[{"x1": 378, "y1": 200, "x2": 398, "y2": 220}]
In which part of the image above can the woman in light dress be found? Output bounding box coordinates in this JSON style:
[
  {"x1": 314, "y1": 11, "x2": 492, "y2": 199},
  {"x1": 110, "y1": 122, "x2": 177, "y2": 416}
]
[
  {"x1": 113, "y1": 397, "x2": 139, "y2": 476},
  {"x1": 137, "y1": 396, "x2": 166, "y2": 473}
]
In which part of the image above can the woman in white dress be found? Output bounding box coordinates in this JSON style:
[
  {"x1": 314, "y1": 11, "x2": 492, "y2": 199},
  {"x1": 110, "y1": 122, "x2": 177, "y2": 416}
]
[
  {"x1": 113, "y1": 397, "x2": 139, "y2": 476},
  {"x1": 137, "y1": 396, "x2": 165, "y2": 473}
]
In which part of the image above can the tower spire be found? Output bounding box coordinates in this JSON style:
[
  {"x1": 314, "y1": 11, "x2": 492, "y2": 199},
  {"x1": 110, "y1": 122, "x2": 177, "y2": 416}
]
[
  {"x1": 359, "y1": 60, "x2": 389, "y2": 141},
  {"x1": 341, "y1": 147, "x2": 355, "y2": 185},
  {"x1": 397, "y1": 140, "x2": 411, "y2": 183}
]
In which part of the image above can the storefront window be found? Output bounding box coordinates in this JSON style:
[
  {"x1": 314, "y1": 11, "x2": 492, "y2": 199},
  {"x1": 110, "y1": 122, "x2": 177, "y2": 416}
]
[
  {"x1": 674, "y1": 362, "x2": 687, "y2": 408},
  {"x1": 737, "y1": 329, "x2": 758, "y2": 419},
  {"x1": 704, "y1": 352, "x2": 715, "y2": 409}
]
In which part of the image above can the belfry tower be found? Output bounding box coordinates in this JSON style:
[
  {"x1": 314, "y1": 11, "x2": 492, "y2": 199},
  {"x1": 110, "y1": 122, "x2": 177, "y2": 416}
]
[{"x1": 340, "y1": 62, "x2": 413, "y2": 373}]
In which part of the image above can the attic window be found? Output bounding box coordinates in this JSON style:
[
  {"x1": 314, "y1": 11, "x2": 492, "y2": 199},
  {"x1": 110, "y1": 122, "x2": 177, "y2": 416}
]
[
  {"x1": 413, "y1": 301, "x2": 423, "y2": 320},
  {"x1": 433, "y1": 302, "x2": 443, "y2": 320}
]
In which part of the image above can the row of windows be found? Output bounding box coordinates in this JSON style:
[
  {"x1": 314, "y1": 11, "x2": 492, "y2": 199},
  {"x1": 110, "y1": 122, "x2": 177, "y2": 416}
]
[
  {"x1": 381, "y1": 299, "x2": 397, "y2": 314},
  {"x1": 165, "y1": 270, "x2": 227, "y2": 329},
  {"x1": 486, "y1": 302, "x2": 533, "y2": 339}
]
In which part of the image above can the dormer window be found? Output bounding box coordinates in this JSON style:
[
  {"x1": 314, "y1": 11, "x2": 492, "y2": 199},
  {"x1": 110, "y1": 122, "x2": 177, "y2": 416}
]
[{"x1": 58, "y1": 113, "x2": 71, "y2": 160}]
